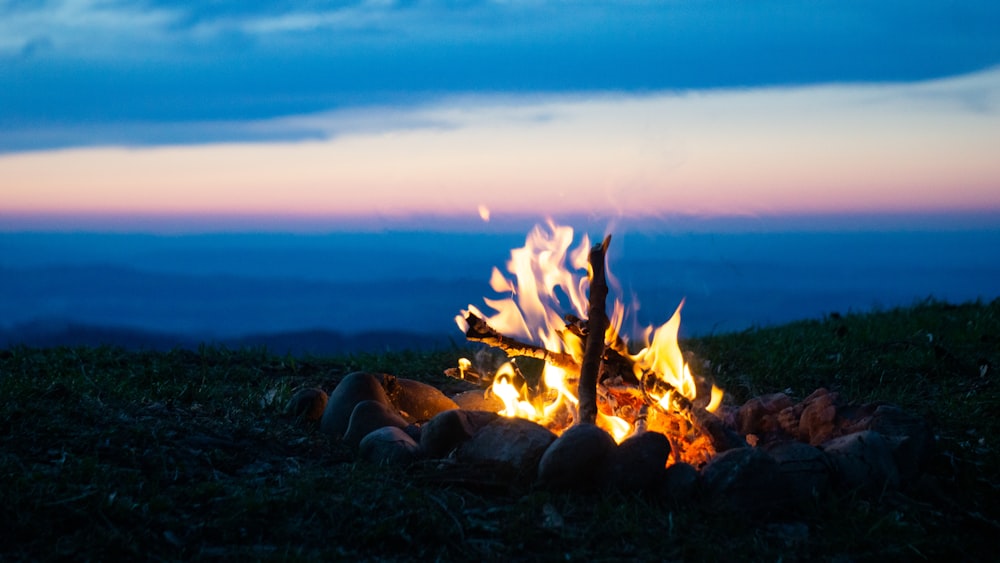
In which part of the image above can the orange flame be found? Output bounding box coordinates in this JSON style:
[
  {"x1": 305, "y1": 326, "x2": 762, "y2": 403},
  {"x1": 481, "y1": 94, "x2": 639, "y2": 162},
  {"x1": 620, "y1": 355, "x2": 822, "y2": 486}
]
[{"x1": 458, "y1": 220, "x2": 723, "y2": 450}]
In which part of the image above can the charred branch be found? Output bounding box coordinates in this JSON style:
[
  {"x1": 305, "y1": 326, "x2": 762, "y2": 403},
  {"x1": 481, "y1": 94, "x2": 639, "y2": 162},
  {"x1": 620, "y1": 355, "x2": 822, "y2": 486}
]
[
  {"x1": 641, "y1": 371, "x2": 695, "y2": 421},
  {"x1": 578, "y1": 235, "x2": 612, "y2": 425},
  {"x1": 463, "y1": 312, "x2": 579, "y2": 371}
]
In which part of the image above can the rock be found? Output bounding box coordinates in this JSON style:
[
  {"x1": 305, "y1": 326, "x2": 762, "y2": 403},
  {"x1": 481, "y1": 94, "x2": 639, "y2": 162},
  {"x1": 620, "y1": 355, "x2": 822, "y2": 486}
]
[
  {"x1": 695, "y1": 410, "x2": 749, "y2": 453},
  {"x1": 402, "y1": 424, "x2": 422, "y2": 444},
  {"x1": 381, "y1": 376, "x2": 460, "y2": 423},
  {"x1": 536, "y1": 423, "x2": 616, "y2": 492},
  {"x1": 320, "y1": 372, "x2": 392, "y2": 438},
  {"x1": 702, "y1": 447, "x2": 784, "y2": 515},
  {"x1": 601, "y1": 431, "x2": 671, "y2": 493},
  {"x1": 457, "y1": 417, "x2": 556, "y2": 478},
  {"x1": 843, "y1": 404, "x2": 934, "y2": 484},
  {"x1": 820, "y1": 430, "x2": 900, "y2": 495},
  {"x1": 797, "y1": 389, "x2": 841, "y2": 445},
  {"x1": 358, "y1": 426, "x2": 420, "y2": 466},
  {"x1": 419, "y1": 409, "x2": 499, "y2": 459},
  {"x1": 283, "y1": 387, "x2": 328, "y2": 422},
  {"x1": 736, "y1": 393, "x2": 793, "y2": 436},
  {"x1": 763, "y1": 440, "x2": 832, "y2": 503},
  {"x1": 343, "y1": 400, "x2": 410, "y2": 448},
  {"x1": 658, "y1": 462, "x2": 701, "y2": 503},
  {"x1": 451, "y1": 389, "x2": 504, "y2": 412}
]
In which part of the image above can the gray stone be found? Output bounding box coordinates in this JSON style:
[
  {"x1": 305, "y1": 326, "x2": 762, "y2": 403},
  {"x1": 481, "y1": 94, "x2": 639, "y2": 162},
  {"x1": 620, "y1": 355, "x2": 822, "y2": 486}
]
[
  {"x1": 283, "y1": 387, "x2": 328, "y2": 422},
  {"x1": 763, "y1": 440, "x2": 833, "y2": 503},
  {"x1": 358, "y1": 426, "x2": 420, "y2": 466},
  {"x1": 601, "y1": 431, "x2": 671, "y2": 493},
  {"x1": 320, "y1": 372, "x2": 391, "y2": 438},
  {"x1": 658, "y1": 462, "x2": 701, "y2": 503},
  {"x1": 536, "y1": 423, "x2": 616, "y2": 492},
  {"x1": 419, "y1": 409, "x2": 499, "y2": 459},
  {"x1": 820, "y1": 430, "x2": 900, "y2": 495},
  {"x1": 457, "y1": 416, "x2": 556, "y2": 478},
  {"x1": 843, "y1": 404, "x2": 934, "y2": 484},
  {"x1": 702, "y1": 447, "x2": 784, "y2": 515},
  {"x1": 343, "y1": 400, "x2": 409, "y2": 448}
]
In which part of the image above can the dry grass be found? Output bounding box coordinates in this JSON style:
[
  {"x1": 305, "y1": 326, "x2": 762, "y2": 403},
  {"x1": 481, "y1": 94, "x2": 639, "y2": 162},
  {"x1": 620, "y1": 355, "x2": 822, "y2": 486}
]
[{"x1": 1, "y1": 298, "x2": 997, "y2": 561}]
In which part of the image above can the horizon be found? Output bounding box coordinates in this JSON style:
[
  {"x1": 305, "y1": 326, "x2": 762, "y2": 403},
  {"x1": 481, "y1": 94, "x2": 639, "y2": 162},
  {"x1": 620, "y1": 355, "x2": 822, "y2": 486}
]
[{"x1": 3, "y1": 209, "x2": 1000, "y2": 235}]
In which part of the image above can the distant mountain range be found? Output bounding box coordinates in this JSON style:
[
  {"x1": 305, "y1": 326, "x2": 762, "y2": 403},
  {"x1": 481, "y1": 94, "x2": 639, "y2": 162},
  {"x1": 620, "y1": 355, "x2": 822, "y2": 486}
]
[
  {"x1": 4, "y1": 229, "x2": 1000, "y2": 354},
  {"x1": 0, "y1": 320, "x2": 458, "y2": 356}
]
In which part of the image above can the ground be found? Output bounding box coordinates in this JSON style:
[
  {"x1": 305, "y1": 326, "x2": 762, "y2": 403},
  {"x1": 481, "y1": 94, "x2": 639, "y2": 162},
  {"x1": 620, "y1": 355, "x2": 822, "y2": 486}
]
[{"x1": 1, "y1": 299, "x2": 997, "y2": 561}]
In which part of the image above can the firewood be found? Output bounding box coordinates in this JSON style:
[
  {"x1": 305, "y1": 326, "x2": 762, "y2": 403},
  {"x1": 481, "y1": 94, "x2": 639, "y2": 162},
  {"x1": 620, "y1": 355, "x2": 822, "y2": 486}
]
[
  {"x1": 462, "y1": 311, "x2": 579, "y2": 370},
  {"x1": 578, "y1": 235, "x2": 611, "y2": 425}
]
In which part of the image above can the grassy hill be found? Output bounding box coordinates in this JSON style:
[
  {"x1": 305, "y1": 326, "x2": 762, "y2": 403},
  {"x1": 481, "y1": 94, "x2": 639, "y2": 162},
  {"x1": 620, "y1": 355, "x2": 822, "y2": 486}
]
[{"x1": 1, "y1": 299, "x2": 997, "y2": 561}]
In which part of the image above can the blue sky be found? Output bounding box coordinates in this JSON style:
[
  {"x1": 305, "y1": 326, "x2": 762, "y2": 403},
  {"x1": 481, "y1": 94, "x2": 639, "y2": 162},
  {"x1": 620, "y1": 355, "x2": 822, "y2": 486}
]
[
  {"x1": 1, "y1": 1, "x2": 999, "y2": 229},
  {"x1": 3, "y1": 0, "x2": 997, "y2": 151}
]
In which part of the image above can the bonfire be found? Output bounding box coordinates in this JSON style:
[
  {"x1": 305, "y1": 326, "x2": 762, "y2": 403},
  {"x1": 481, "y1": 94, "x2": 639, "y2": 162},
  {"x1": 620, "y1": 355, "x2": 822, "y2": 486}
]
[
  {"x1": 451, "y1": 219, "x2": 724, "y2": 467},
  {"x1": 306, "y1": 218, "x2": 934, "y2": 505}
]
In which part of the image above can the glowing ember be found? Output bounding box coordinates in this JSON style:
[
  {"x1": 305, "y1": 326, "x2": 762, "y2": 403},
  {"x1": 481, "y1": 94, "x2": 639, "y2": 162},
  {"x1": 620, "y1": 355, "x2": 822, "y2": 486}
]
[{"x1": 455, "y1": 219, "x2": 724, "y2": 466}]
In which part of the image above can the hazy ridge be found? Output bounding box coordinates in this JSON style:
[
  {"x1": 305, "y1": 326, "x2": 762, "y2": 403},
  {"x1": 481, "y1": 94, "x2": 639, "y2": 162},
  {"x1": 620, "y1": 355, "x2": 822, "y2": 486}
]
[{"x1": 2, "y1": 229, "x2": 999, "y2": 353}]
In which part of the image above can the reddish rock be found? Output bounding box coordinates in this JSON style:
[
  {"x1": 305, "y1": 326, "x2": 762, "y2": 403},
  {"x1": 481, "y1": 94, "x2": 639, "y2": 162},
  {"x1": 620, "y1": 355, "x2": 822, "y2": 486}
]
[
  {"x1": 381, "y1": 376, "x2": 460, "y2": 423},
  {"x1": 798, "y1": 390, "x2": 840, "y2": 445},
  {"x1": 737, "y1": 393, "x2": 794, "y2": 437},
  {"x1": 451, "y1": 389, "x2": 504, "y2": 412}
]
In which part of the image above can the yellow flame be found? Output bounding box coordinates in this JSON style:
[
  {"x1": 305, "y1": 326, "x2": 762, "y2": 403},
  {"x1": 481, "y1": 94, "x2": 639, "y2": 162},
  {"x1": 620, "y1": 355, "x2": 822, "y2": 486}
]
[
  {"x1": 706, "y1": 385, "x2": 724, "y2": 413},
  {"x1": 459, "y1": 220, "x2": 723, "y2": 444},
  {"x1": 599, "y1": 413, "x2": 632, "y2": 444},
  {"x1": 478, "y1": 204, "x2": 491, "y2": 222},
  {"x1": 630, "y1": 301, "x2": 699, "y2": 402},
  {"x1": 492, "y1": 363, "x2": 536, "y2": 420}
]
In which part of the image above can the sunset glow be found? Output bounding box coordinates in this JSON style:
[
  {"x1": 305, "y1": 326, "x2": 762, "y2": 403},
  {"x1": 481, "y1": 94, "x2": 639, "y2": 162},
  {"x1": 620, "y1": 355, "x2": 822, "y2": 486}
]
[{"x1": 3, "y1": 68, "x2": 998, "y2": 227}]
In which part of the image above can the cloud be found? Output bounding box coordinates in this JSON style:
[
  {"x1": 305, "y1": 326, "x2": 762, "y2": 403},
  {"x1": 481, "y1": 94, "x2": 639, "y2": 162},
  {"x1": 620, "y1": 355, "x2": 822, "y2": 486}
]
[
  {"x1": 2, "y1": 67, "x2": 997, "y2": 222},
  {"x1": 0, "y1": 0, "x2": 181, "y2": 59},
  {"x1": 2, "y1": 1, "x2": 999, "y2": 153}
]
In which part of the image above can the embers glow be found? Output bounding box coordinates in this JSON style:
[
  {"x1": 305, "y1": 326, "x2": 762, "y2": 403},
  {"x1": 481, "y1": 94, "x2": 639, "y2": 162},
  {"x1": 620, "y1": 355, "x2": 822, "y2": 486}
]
[{"x1": 457, "y1": 220, "x2": 724, "y2": 458}]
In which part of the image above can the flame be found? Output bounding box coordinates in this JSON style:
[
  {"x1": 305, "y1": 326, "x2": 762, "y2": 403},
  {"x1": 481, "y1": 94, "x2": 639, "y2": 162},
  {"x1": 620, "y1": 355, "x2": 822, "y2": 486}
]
[
  {"x1": 492, "y1": 363, "x2": 536, "y2": 419},
  {"x1": 599, "y1": 413, "x2": 632, "y2": 443},
  {"x1": 460, "y1": 220, "x2": 723, "y2": 454}
]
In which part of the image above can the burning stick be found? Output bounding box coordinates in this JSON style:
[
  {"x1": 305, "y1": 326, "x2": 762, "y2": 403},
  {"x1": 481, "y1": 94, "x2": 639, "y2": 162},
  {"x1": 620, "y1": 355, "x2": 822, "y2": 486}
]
[
  {"x1": 578, "y1": 234, "x2": 611, "y2": 425},
  {"x1": 462, "y1": 311, "x2": 579, "y2": 371}
]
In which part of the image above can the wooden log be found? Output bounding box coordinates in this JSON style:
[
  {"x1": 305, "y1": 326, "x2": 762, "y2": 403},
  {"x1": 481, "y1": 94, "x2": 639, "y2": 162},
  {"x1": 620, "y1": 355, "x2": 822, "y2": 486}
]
[
  {"x1": 462, "y1": 311, "x2": 579, "y2": 370},
  {"x1": 578, "y1": 235, "x2": 611, "y2": 425}
]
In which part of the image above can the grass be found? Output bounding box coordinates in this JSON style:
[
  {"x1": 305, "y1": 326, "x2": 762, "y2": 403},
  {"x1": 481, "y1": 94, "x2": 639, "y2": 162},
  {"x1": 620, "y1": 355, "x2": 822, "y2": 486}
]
[{"x1": 1, "y1": 298, "x2": 998, "y2": 561}]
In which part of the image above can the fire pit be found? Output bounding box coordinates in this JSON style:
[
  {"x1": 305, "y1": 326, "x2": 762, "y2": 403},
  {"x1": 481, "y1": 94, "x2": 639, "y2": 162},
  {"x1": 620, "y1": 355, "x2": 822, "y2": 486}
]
[{"x1": 301, "y1": 220, "x2": 934, "y2": 512}]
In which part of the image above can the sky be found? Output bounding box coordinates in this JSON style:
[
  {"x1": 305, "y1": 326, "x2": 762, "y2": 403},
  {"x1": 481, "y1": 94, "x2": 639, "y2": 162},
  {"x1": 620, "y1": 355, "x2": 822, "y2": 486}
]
[{"x1": 1, "y1": 1, "x2": 1000, "y2": 231}]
